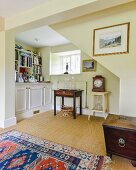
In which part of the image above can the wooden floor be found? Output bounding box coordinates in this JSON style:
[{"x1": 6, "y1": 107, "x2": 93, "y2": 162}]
[{"x1": 0, "y1": 111, "x2": 135, "y2": 170}]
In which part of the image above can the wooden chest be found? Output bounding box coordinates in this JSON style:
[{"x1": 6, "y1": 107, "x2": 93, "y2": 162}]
[{"x1": 103, "y1": 115, "x2": 136, "y2": 167}]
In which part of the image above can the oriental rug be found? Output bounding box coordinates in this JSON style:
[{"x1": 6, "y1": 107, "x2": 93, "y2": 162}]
[{"x1": 0, "y1": 130, "x2": 111, "y2": 170}]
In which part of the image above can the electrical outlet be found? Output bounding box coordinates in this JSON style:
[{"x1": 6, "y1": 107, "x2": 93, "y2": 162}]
[{"x1": 33, "y1": 110, "x2": 40, "y2": 114}]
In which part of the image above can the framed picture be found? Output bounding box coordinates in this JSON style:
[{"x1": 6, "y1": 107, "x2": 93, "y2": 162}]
[
  {"x1": 93, "y1": 22, "x2": 130, "y2": 56},
  {"x1": 82, "y1": 59, "x2": 96, "y2": 72}
]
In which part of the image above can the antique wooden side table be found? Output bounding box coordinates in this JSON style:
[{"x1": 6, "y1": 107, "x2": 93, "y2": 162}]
[{"x1": 54, "y1": 89, "x2": 83, "y2": 119}]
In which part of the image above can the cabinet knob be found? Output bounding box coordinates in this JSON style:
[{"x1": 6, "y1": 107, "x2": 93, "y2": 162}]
[{"x1": 118, "y1": 138, "x2": 125, "y2": 147}]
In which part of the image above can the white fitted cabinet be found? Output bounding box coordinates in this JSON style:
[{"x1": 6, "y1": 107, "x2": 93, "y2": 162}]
[
  {"x1": 44, "y1": 86, "x2": 52, "y2": 105},
  {"x1": 15, "y1": 83, "x2": 52, "y2": 121},
  {"x1": 30, "y1": 86, "x2": 43, "y2": 109},
  {"x1": 15, "y1": 87, "x2": 27, "y2": 113}
]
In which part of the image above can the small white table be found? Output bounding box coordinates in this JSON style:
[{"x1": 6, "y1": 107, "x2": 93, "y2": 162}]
[{"x1": 88, "y1": 91, "x2": 110, "y2": 120}]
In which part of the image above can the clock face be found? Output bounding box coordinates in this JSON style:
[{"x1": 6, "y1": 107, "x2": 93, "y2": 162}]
[{"x1": 94, "y1": 79, "x2": 103, "y2": 88}]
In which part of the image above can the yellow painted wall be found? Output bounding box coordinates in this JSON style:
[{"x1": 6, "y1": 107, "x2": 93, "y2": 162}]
[
  {"x1": 4, "y1": 0, "x2": 108, "y2": 30},
  {"x1": 0, "y1": 17, "x2": 5, "y2": 31},
  {"x1": 51, "y1": 2, "x2": 136, "y2": 116},
  {"x1": 5, "y1": 0, "x2": 133, "y2": 31},
  {"x1": 5, "y1": 31, "x2": 15, "y2": 119},
  {"x1": 51, "y1": 43, "x2": 77, "y2": 53},
  {"x1": 0, "y1": 29, "x2": 16, "y2": 125},
  {"x1": 38, "y1": 46, "x2": 51, "y2": 82},
  {"x1": 0, "y1": 31, "x2": 6, "y2": 120}
]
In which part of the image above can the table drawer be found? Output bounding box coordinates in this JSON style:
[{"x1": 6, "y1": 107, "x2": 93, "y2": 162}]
[
  {"x1": 103, "y1": 126, "x2": 136, "y2": 159},
  {"x1": 54, "y1": 90, "x2": 73, "y2": 96}
]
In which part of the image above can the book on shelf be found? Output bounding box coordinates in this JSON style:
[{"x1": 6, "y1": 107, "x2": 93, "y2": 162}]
[
  {"x1": 39, "y1": 57, "x2": 42, "y2": 65},
  {"x1": 15, "y1": 47, "x2": 43, "y2": 82},
  {"x1": 33, "y1": 55, "x2": 42, "y2": 65},
  {"x1": 15, "y1": 49, "x2": 18, "y2": 60},
  {"x1": 19, "y1": 55, "x2": 32, "y2": 67},
  {"x1": 28, "y1": 57, "x2": 32, "y2": 67}
]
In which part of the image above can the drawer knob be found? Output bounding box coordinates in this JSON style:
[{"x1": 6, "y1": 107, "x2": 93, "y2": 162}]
[{"x1": 118, "y1": 138, "x2": 125, "y2": 147}]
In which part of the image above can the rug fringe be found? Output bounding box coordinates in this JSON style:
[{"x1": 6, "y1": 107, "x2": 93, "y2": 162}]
[{"x1": 102, "y1": 156, "x2": 112, "y2": 170}]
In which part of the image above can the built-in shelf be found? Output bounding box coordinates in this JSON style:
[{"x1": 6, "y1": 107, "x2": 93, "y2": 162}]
[
  {"x1": 33, "y1": 63, "x2": 42, "y2": 67},
  {"x1": 15, "y1": 47, "x2": 43, "y2": 82},
  {"x1": 19, "y1": 66, "x2": 32, "y2": 69}
]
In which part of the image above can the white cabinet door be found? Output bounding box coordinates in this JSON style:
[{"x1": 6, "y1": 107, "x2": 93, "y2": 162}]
[
  {"x1": 15, "y1": 87, "x2": 27, "y2": 113},
  {"x1": 15, "y1": 83, "x2": 52, "y2": 119},
  {"x1": 30, "y1": 86, "x2": 43, "y2": 109},
  {"x1": 43, "y1": 85, "x2": 52, "y2": 105}
]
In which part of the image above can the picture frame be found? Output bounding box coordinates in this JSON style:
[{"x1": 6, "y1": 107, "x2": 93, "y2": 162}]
[
  {"x1": 93, "y1": 22, "x2": 130, "y2": 56},
  {"x1": 82, "y1": 59, "x2": 96, "y2": 72}
]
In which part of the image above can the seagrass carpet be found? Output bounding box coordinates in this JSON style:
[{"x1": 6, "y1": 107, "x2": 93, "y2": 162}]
[
  {"x1": 0, "y1": 111, "x2": 135, "y2": 170},
  {"x1": 0, "y1": 130, "x2": 111, "y2": 170}
]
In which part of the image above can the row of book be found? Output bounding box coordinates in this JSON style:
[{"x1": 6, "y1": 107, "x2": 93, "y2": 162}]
[
  {"x1": 19, "y1": 55, "x2": 32, "y2": 67},
  {"x1": 33, "y1": 56, "x2": 42, "y2": 65},
  {"x1": 33, "y1": 65, "x2": 42, "y2": 74}
]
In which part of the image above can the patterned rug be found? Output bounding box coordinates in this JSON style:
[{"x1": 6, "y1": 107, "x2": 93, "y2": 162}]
[{"x1": 0, "y1": 130, "x2": 111, "y2": 170}]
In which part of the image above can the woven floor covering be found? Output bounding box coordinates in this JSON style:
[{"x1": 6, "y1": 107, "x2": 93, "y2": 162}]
[{"x1": 0, "y1": 130, "x2": 111, "y2": 170}]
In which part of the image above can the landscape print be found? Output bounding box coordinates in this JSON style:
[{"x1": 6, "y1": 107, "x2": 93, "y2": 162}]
[
  {"x1": 93, "y1": 23, "x2": 129, "y2": 55},
  {"x1": 84, "y1": 61, "x2": 93, "y2": 69},
  {"x1": 82, "y1": 60, "x2": 96, "y2": 72},
  {"x1": 99, "y1": 32, "x2": 121, "y2": 49}
]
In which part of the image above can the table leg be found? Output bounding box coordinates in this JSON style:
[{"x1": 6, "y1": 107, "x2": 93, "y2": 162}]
[
  {"x1": 80, "y1": 95, "x2": 82, "y2": 115},
  {"x1": 73, "y1": 96, "x2": 76, "y2": 119},
  {"x1": 54, "y1": 94, "x2": 56, "y2": 116},
  {"x1": 62, "y1": 96, "x2": 64, "y2": 107}
]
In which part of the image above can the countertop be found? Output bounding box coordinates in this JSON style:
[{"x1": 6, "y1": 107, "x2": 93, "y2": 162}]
[{"x1": 15, "y1": 81, "x2": 51, "y2": 85}]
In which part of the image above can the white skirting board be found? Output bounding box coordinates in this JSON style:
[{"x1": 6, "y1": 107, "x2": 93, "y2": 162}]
[
  {"x1": 0, "y1": 117, "x2": 16, "y2": 128},
  {"x1": 16, "y1": 111, "x2": 33, "y2": 122},
  {"x1": 16, "y1": 104, "x2": 52, "y2": 122}
]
